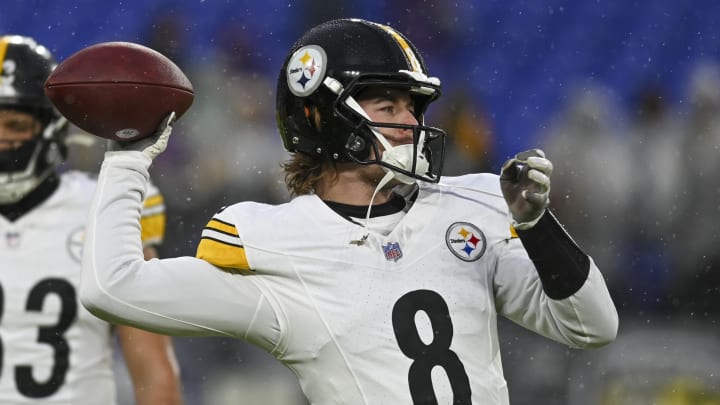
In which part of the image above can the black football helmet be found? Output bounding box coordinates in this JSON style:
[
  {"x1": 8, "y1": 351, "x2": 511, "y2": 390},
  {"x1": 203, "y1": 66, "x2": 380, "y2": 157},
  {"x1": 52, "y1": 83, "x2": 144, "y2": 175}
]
[
  {"x1": 276, "y1": 18, "x2": 446, "y2": 183},
  {"x1": 0, "y1": 35, "x2": 67, "y2": 204}
]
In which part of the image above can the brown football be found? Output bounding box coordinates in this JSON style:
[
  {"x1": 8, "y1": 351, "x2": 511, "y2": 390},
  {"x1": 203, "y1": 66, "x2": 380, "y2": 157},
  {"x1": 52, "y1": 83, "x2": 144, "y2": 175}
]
[{"x1": 44, "y1": 41, "x2": 193, "y2": 141}]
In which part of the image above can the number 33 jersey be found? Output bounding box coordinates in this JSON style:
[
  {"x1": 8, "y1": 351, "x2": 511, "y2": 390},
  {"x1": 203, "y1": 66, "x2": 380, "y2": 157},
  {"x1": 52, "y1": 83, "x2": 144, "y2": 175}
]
[
  {"x1": 0, "y1": 171, "x2": 164, "y2": 404},
  {"x1": 196, "y1": 173, "x2": 616, "y2": 405}
]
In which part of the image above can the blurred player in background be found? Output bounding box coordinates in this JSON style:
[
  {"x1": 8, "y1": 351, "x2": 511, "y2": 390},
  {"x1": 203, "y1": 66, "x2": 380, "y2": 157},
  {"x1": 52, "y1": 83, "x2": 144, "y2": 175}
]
[
  {"x1": 79, "y1": 19, "x2": 617, "y2": 404},
  {"x1": 0, "y1": 35, "x2": 182, "y2": 405}
]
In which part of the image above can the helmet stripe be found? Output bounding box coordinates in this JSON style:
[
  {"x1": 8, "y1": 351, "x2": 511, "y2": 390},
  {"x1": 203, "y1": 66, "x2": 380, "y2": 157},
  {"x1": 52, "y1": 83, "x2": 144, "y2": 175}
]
[
  {"x1": 0, "y1": 37, "x2": 8, "y2": 77},
  {"x1": 373, "y1": 23, "x2": 423, "y2": 73}
]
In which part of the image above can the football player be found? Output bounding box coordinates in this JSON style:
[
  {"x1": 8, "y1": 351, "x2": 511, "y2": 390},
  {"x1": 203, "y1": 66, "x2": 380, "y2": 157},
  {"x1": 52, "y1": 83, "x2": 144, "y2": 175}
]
[
  {"x1": 80, "y1": 19, "x2": 618, "y2": 404},
  {"x1": 0, "y1": 35, "x2": 182, "y2": 404}
]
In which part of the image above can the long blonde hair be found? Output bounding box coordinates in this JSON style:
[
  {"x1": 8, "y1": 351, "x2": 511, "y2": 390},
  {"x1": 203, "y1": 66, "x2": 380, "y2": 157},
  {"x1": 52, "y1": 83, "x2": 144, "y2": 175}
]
[{"x1": 282, "y1": 153, "x2": 337, "y2": 196}]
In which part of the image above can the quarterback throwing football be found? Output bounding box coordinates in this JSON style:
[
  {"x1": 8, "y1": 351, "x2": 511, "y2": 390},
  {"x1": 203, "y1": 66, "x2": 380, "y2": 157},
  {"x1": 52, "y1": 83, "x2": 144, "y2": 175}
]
[{"x1": 80, "y1": 19, "x2": 617, "y2": 404}]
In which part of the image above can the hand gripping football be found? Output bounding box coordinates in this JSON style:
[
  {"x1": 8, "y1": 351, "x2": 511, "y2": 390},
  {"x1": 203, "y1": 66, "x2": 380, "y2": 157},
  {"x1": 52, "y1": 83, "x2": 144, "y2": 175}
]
[{"x1": 44, "y1": 41, "x2": 194, "y2": 141}]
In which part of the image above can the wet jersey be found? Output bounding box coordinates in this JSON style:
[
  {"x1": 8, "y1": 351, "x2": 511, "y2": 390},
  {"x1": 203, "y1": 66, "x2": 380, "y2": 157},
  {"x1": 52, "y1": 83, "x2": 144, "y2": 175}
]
[
  {"x1": 82, "y1": 155, "x2": 617, "y2": 405},
  {"x1": 0, "y1": 171, "x2": 164, "y2": 404}
]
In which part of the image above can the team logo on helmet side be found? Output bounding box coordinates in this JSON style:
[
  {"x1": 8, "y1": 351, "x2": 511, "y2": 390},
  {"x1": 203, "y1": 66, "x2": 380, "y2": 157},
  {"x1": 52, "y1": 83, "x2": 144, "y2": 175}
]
[
  {"x1": 445, "y1": 222, "x2": 486, "y2": 262},
  {"x1": 286, "y1": 45, "x2": 327, "y2": 97}
]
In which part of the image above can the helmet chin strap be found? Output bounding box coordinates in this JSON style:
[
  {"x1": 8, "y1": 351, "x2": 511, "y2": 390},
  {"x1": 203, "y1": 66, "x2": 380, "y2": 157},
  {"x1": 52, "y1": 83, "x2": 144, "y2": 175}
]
[
  {"x1": 380, "y1": 141, "x2": 429, "y2": 184},
  {"x1": 325, "y1": 77, "x2": 430, "y2": 245}
]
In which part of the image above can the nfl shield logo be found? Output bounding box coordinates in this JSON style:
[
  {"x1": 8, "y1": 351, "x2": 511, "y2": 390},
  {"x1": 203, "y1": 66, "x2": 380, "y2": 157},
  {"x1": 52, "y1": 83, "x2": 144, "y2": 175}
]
[{"x1": 382, "y1": 242, "x2": 403, "y2": 262}]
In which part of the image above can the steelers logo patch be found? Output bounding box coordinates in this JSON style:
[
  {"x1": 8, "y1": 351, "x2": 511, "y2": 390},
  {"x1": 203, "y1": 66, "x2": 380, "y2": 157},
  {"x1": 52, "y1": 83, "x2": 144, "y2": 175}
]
[
  {"x1": 286, "y1": 45, "x2": 327, "y2": 97},
  {"x1": 445, "y1": 222, "x2": 486, "y2": 262}
]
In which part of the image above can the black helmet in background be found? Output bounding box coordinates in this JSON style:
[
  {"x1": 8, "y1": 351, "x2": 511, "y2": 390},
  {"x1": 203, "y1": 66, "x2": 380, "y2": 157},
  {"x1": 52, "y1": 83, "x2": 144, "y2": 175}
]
[{"x1": 0, "y1": 35, "x2": 67, "y2": 204}]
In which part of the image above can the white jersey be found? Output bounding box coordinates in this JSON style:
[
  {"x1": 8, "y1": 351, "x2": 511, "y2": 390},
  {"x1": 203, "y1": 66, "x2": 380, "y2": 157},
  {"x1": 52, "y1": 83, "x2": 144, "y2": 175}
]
[
  {"x1": 0, "y1": 171, "x2": 164, "y2": 404},
  {"x1": 81, "y1": 155, "x2": 618, "y2": 405}
]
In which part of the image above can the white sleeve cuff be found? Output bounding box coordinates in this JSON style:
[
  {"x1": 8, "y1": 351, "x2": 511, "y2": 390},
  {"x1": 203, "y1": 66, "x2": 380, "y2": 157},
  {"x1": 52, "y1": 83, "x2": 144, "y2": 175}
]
[
  {"x1": 99, "y1": 151, "x2": 152, "y2": 202},
  {"x1": 103, "y1": 150, "x2": 153, "y2": 173}
]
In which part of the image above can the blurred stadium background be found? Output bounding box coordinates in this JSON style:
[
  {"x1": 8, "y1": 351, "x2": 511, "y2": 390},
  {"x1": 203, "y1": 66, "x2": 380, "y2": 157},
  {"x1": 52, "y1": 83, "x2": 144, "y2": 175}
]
[{"x1": 3, "y1": 0, "x2": 720, "y2": 404}]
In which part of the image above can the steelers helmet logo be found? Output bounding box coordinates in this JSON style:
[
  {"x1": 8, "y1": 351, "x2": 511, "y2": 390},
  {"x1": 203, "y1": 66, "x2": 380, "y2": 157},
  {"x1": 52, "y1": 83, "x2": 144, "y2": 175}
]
[
  {"x1": 286, "y1": 45, "x2": 327, "y2": 97},
  {"x1": 445, "y1": 222, "x2": 486, "y2": 262}
]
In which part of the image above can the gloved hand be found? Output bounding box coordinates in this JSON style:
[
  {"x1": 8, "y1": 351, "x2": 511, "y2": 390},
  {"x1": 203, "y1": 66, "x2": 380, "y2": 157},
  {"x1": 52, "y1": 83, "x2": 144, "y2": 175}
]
[
  {"x1": 500, "y1": 148, "x2": 553, "y2": 230},
  {"x1": 108, "y1": 112, "x2": 176, "y2": 161}
]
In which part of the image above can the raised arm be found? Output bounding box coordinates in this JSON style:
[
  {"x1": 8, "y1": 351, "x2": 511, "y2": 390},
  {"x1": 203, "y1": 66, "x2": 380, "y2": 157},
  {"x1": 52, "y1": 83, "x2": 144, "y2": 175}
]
[
  {"x1": 495, "y1": 149, "x2": 618, "y2": 348},
  {"x1": 79, "y1": 119, "x2": 279, "y2": 344}
]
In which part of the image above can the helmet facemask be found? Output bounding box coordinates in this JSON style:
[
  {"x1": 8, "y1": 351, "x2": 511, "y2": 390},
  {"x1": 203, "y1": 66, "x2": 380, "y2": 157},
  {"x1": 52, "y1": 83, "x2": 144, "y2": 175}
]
[
  {"x1": 0, "y1": 114, "x2": 67, "y2": 204},
  {"x1": 327, "y1": 73, "x2": 446, "y2": 184}
]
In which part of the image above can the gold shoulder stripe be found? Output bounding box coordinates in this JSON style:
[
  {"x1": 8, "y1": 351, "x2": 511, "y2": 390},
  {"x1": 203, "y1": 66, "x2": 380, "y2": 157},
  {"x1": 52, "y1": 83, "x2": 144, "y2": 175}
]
[
  {"x1": 210, "y1": 217, "x2": 234, "y2": 227},
  {"x1": 0, "y1": 37, "x2": 8, "y2": 76},
  {"x1": 196, "y1": 237, "x2": 249, "y2": 270},
  {"x1": 206, "y1": 219, "x2": 238, "y2": 237},
  {"x1": 509, "y1": 225, "x2": 519, "y2": 238},
  {"x1": 141, "y1": 213, "x2": 166, "y2": 244},
  {"x1": 143, "y1": 194, "x2": 164, "y2": 209}
]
